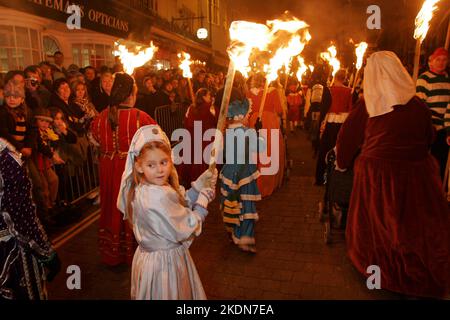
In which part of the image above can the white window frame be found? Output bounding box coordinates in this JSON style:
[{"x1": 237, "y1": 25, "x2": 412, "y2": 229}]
[
  {"x1": 207, "y1": 0, "x2": 220, "y2": 26},
  {"x1": 72, "y1": 43, "x2": 115, "y2": 69},
  {"x1": 42, "y1": 35, "x2": 61, "y2": 59},
  {"x1": 0, "y1": 25, "x2": 42, "y2": 72}
]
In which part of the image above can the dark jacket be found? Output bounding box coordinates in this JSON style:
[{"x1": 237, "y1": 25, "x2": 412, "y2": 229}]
[
  {"x1": 0, "y1": 104, "x2": 36, "y2": 151},
  {"x1": 35, "y1": 126, "x2": 77, "y2": 160},
  {"x1": 25, "y1": 86, "x2": 51, "y2": 110},
  {"x1": 50, "y1": 94, "x2": 86, "y2": 136},
  {"x1": 90, "y1": 79, "x2": 110, "y2": 113},
  {"x1": 136, "y1": 91, "x2": 159, "y2": 119},
  {"x1": 152, "y1": 89, "x2": 172, "y2": 108}
]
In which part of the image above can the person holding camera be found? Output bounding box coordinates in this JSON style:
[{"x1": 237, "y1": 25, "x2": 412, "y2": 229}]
[{"x1": 24, "y1": 65, "x2": 51, "y2": 110}]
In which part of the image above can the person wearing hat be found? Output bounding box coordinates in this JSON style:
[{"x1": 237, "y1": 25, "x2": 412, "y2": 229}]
[
  {"x1": 117, "y1": 125, "x2": 217, "y2": 299},
  {"x1": 416, "y1": 47, "x2": 450, "y2": 179},
  {"x1": 0, "y1": 80, "x2": 35, "y2": 157},
  {"x1": 90, "y1": 72, "x2": 157, "y2": 266},
  {"x1": 0, "y1": 80, "x2": 55, "y2": 226},
  {"x1": 32, "y1": 108, "x2": 64, "y2": 215},
  {"x1": 220, "y1": 98, "x2": 265, "y2": 253}
]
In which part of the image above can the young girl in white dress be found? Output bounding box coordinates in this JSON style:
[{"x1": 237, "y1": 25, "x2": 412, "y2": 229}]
[{"x1": 117, "y1": 125, "x2": 217, "y2": 300}]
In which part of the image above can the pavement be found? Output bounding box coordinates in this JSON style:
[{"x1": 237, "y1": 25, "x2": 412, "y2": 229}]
[{"x1": 47, "y1": 129, "x2": 401, "y2": 300}]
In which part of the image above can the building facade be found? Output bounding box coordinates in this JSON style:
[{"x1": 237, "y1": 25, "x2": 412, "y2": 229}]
[{"x1": 0, "y1": 0, "x2": 250, "y2": 73}]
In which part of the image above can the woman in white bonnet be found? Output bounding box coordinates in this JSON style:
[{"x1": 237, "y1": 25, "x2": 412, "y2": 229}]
[{"x1": 336, "y1": 51, "x2": 449, "y2": 298}]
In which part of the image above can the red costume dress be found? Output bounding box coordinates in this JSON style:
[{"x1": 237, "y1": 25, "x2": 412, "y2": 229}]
[
  {"x1": 286, "y1": 91, "x2": 303, "y2": 122},
  {"x1": 91, "y1": 107, "x2": 156, "y2": 266},
  {"x1": 180, "y1": 102, "x2": 217, "y2": 187},
  {"x1": 336, "y1": 97, "x2": 450, "y2": 298},
  {"x1": 248, "y1": 88, "x2": 285, "y2": 198}
]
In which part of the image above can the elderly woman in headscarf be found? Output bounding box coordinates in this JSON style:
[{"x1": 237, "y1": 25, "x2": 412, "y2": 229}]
[
  {"x1": 90, "y1": 73, "x2": 157, "y2": 266},
  {"x1": 336, "y1": 51, "x2": 450, "y2": 298}
]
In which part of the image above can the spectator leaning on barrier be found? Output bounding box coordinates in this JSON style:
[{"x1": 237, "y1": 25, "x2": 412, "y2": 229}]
[
  {"x1": 32, "y1": 108, "x2": 64, "y2": 215},
  {"x1": 49, "y1": 107, "x2": 79, "y2": 164},
  {"x1": 51, "y1": 78, "x2": 91, "y2": 163},
  {"x1": 51, "y1": 78, "x2": 85, "y2": 135},
  {"x1": 416, "y1": 47, "x2": 450, "y2": 180}
]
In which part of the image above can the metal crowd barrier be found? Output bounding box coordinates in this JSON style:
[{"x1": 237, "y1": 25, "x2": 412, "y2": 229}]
[
  {"x1": 154, "y1": 103, "x2": 189, "y2": 140},
  {"x1": 55, "y1": 104, "x2": 190, "y2": 206},
  {"x1": 57, "y1": 144, "x2": 99, "y2": 205}
]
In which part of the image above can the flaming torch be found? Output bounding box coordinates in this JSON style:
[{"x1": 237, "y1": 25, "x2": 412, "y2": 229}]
[
  {"x1": 320, "y1": 45, "x2": 340, "y2": 85},
  {"x1": 113, "y1": 41, "x2": 158, "y2": 75},
  {"x1": 296, "y1": 56, "x2": 308, "y2": 84},
  {"x1": 178, "y1": 51, "x2": 195, "y2": 107},
  {"x1": 413, "y1": 0, "x2": 441, "y2": 82},
  {"x1": 352, "y1": 41, "x2": 368, "y2": 93},
  {"x1": 259, "y1": 25, "x2": 311, "y2": 123},
  {"x1": 208, "y1": 21, "x2": 271, "y2": 171}
]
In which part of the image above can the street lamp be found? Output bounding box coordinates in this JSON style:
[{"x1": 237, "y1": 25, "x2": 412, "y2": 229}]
[
  {"x1": 172, "y1": 16, "x2": 208, "y2": 41},
  {"x1": 197, "y1": 28, "x2": 208, "y2": 40}
]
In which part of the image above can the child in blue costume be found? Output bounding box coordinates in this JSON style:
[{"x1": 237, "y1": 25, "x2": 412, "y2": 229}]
[{"x1": 220, "y1": 98, "x2": 265, "y2": 253}]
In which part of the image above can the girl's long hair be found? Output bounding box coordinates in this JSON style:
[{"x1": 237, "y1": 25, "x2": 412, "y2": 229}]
[{"x1": 126, "y1": 140, "x2": 186, "y2": 225}]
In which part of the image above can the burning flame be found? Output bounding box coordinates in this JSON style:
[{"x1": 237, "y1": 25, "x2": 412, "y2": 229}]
[
  {"x1": 228, "y1": 44, "x2": 253, "y2": 78},
  {"x1": 178, "y1": 52, "x2": 192, "y2": 79},
  {"x1": 267, "y1": 17, "x2": 309, "y2": 35},
  {"x1": 265, "y1": 17, "x2": 311, "y2": 83},
  {"x1": 355, "y1": 42, "x2": 368, "y2": 71},
  {"x1": 414, "y1": 0, "x2": 440, "y2": 42},
  {"x1": 227, "y1": 21, "x2": 272, "y2": 77},
  {"x1": 227, "y1": 18, "x2": 311, "y2": 79},
  {"x1": 229, "y1": 21, "x2": 271, "y2": 50},
  {"x1": 267, "y1": 35, "x2": 309, "y2": 82},
  {"x1": 113, "y1": 41, "x2": 158, "y2": 75},
  {"x1": 296, "y1": 56, "x2": 308, "y2": 83},
  {"x1": 320, "y1": 45, "x2": 340, "y2": 76},
  {"x1": 309, "y1": 65, "x2": 314, "y2": 73}
]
